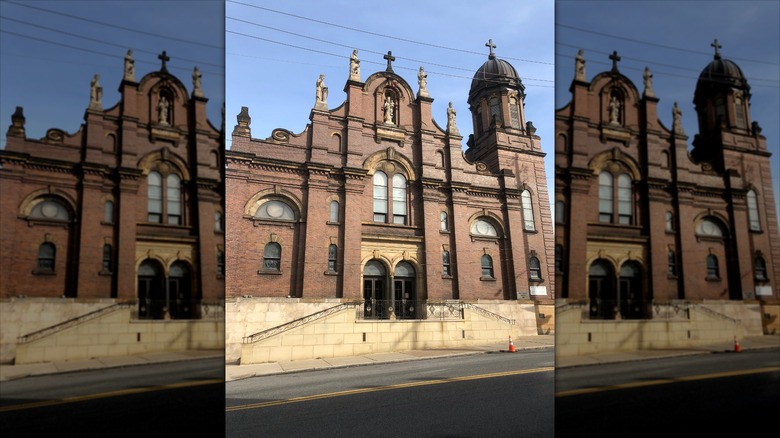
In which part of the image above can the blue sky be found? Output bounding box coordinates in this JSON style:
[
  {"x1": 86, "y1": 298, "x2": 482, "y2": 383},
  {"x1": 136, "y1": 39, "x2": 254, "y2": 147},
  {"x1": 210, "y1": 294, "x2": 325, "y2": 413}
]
[
  {"x1": 225, "y1": 0, "x2": 556, "y2": 192},
  {"x1": 0, "y1": 1, "x2": 225, "y2": 149},
  {"x1": 555, "y1": 0, "x2": 780, "y2": 217}
]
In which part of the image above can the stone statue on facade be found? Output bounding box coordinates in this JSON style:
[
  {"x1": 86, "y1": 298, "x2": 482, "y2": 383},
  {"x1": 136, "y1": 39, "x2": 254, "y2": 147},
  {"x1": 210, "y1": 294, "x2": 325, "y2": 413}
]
[
  {"x1": 90, "y1": 74, "x2": 103, "y2": 109},
  {"x1": 315, "y1": 74, "x2": 328, "y2": 110},
  {"x1": 672, "y1": 101, "x2": 684, "y2": 134},
  {"x1": 349, "y1": 49, "x2": 361, "y2": 82},
  {"x1": 158, "y1": 95, "x2": 169, "y2": 125},
  {"x1": 643, "y1": 66, "x2": 655, "y2": 97},
  {"x1": 447, "y1": 102, "x2": 459, "y2": 135},
  {"x1": 192, "y1": 66, "x2": 204, "y2": 97},
  {"x1": 575, "y1": 49, "x2": 586, "y2": 81},
  {"x1": 383, "y1": 96, "x2": 395, "y2": 124},
  {"x1": 124, "y1": 49, "x2": 135, "y2": 81},
  {"x1": 417, "y1": 66, "x2": 429, "y2": 98},
  {"x1": 609, "y1": 95, "x2": 620, "y2": 125}
]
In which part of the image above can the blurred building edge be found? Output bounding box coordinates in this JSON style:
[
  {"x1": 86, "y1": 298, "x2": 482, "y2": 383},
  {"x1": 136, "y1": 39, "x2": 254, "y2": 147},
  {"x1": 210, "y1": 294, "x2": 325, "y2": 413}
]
[
  {"x1": 555, "y1": 45, "x2": 780, "y2": 357},
  {"x1": 225, "y1": 43, "x2": 555, "y2": 365},
  {"x1": 0, "y1": 51, "x2": 225, "y2": 365}
]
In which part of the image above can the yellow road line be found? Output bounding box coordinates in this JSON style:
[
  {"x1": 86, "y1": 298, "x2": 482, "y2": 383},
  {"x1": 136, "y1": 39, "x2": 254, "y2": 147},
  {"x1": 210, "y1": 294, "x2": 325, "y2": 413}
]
[
  {"x1": 226, "y1": 367, "x2": 553, "y2": 412},
  {"x1": 555, "y1": 366, "x2": 780, "y2": 397},
  {"x1": 0, "y1": 379, "x2": 223, "y2": 412}
]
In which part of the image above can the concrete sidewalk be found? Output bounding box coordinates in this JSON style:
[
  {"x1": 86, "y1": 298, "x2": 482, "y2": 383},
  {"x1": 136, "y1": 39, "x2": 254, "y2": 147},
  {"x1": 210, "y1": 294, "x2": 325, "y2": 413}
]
[{"x1": 225, "y1": 335, "x2": 555, "y2": 382}]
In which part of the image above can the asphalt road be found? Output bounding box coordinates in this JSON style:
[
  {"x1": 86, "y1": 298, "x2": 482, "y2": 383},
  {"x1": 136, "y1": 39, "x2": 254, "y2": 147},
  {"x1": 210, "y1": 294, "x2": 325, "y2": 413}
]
[
  {"x1": 0, "y1": 357, "x2": 225, "y2": 437},
  {"x1": 226, "y1": 350, "x2": 555, "y2": 438},
  {"x1": 555, "y1": 349, "x2": 780, "y2": 436}
]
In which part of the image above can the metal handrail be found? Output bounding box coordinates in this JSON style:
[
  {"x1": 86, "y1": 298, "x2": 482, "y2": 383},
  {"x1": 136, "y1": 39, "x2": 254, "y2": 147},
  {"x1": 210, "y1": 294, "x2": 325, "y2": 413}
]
[
  {"x1": 18, "y1": 302, "x2": 134, "y2": 344},
  {"x1": 243, "y1": 302, "x2": 359, "y2": 344}
]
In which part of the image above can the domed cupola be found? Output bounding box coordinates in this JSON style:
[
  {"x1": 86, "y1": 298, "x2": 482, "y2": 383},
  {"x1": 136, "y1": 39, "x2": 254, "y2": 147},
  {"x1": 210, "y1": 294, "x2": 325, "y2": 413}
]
[
  {"x1": 467, "y1": 40, "x2": 528, "y2": 146},
  {"x1": 693, "y1": 39, "x2": 752, "y2": 135}
]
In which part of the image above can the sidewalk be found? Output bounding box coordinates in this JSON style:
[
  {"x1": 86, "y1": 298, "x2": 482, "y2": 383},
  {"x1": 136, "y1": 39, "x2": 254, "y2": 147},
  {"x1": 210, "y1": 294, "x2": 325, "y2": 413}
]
[{"x1": 2, "y1": 334, "x2": 777, "y2": 383}]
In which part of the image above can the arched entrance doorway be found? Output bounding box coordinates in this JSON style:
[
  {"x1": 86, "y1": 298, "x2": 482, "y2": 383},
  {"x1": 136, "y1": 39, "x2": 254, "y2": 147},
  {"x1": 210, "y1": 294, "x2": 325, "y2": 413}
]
[
  {"x1": 168, "y1": 261, "x2": 192, "y2": 319},
  {"x1": 363, "y1": 260, "x2": 387, "y2": 319},
  {"x1": 394, "y1": 261, "x2": 417, "y2": 319},
  {"x1": 619, "y1": 261, "x2": 644, "y2": 319},
  {"x1": 588, "y1": 259, "x2": 615, "y2": 319},
  {"x1": 138, "y1": 259, "x2": 164, "y2": 319}
]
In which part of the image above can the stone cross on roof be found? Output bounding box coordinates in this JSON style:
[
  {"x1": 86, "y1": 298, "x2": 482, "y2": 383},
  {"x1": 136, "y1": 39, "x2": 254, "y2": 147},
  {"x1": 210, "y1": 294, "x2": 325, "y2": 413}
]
[
  {"x1": 158, "y1": 51, "x2": 170, "y2": 72},
  {"x1": 486, "y1": 39, "x2": 496, "y2": 59},
  {"x1": 609, "y1": 50, "x2": 621, "y2": 72},
  {"x1": 711, "y1": 39, "x2": 722, "y2": 59},
  {"x1": 384, "y1": 51, "x2": 395, "y2": 72}
]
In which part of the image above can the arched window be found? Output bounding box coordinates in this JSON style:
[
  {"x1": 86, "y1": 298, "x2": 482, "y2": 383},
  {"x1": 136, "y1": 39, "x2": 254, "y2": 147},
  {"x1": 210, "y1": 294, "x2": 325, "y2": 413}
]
[
  {"x1": 440, "y1": 211, "x2": 448, "y2": 232},
  {"x1": 529, "y1": 256, "x2": 542, "y2": 280},
  {"x1": 104, "y1": 200, "x2": 114, "y2": 224},
  {"x1": 147, "y1": 170, "x2": 183, "y2": 224},
  {"x1": 392, "y1": 174, "x2": 407, "y2": 224},
  {"x1": 667, "y1": 250, "x2": 677, "y2": 276},
  {"x1": 617, "y1": 173, "x2": 632, "y2": 224},
  {"x1": 599, "y1": 171, "x2": 633, "y2": 224},
  {"x1": 442, "y1": 251, "x2": 451, "y2": 276},
  {"x1": 554, "y1": 245, "x2": 563, "y2": 273},
  {"x1": 555, "y1": 200, "x2": 565, "y2": 224},
  {"x1": 481, "y1": 254, "x2": 494, "y2": 279},
  {"x1": 373, "y1": 171, "x2": 388, "y2": 223},
  {"x1": 30, "y1": 197, "x2": 71, "y2": 222},
  {"x1": 329, "y1": 201, "x2": 339, "y2": 223},
  {"x1": 598, "y1": 172, "x2": 613, "y2": 223},
  {"x1": 217, "y1": 250, "x2": 225, "y2": 277},
  {"x1": 215, "y1": 212, "x2": 223, "y2": 232},
  {"x1": 256, "y1": 199, "x2": 296, "y2": 221},
  {"x1": 471, "y1": 218, "x2": 498, "y2": 237},
  {"x1": 755, "y1": 256, "x2": 767, "y2": 281},
  {"x1": 706, "y1": 254, "x2": 719, "y2": 280},
  {"x1": 747, "y1": 190, "x2": 760, "y2": 231},
  {"x1": 166, "y1": 174, "x2": 181, "y2": 225},
  {"x1": 37, "y1": 242, "x2": 56, "y2": 271},
  {"x1": 521, "y1": 190, "x2": 536, "y2": 231},
  {"x1": 489, "y1": 96, "x2": 501, "y2": 124},
  {"x1": 102, "y1": 244, "x2": 112, "y2": 273},
  {"x1": 263, "y1": 242, "x2": 281, "y2": 272},
  {"x1": 327, "y1": 244, "x2": 338, "y2": 273},
  {"x1": 665, "y1": 212, "x2": 674, "y2": 232},
  {"x1": 696, "y1": 218, "x2": 724, "y2": 237}
]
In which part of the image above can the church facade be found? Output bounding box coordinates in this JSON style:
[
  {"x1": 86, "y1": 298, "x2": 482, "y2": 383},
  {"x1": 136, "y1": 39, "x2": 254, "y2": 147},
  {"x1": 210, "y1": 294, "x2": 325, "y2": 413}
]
[
  {"x1": 555, "y1": 45, "x2": 779, "y2": 336},
  {"x1": 0, "y1": 52, "x2": 224, "y2": 362},
  {"x1": 225, "y1": 47, "x2": 554, "y2": 360}
]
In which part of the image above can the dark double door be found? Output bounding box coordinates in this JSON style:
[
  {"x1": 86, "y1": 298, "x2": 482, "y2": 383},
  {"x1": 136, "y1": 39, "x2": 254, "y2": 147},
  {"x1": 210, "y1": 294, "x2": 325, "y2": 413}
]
[{"x1": 363, "y1": 277, "x2": 418, "y2": 320}]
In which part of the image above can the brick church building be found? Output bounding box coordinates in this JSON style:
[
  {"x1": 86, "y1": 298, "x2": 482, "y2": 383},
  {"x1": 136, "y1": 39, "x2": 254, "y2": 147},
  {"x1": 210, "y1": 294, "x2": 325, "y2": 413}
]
[
  {"x1": 0, "y1": 52, "x2": 224, "y2": 362},
  {"x1": 555, "y1": 45, "x2": 779, "y2": 339},
  {"x1": 225, "y1": 46, "x2": 554, "y2": 361}
]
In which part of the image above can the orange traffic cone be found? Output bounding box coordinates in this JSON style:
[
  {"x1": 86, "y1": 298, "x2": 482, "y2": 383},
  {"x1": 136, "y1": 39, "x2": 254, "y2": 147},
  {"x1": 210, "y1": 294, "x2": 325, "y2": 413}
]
[
  {"x1": 508, "y1": 336, "x2": 516, "y2": 353},
  {"x1": 734, "y1": 336, "x2": 741, "y2": 353}
]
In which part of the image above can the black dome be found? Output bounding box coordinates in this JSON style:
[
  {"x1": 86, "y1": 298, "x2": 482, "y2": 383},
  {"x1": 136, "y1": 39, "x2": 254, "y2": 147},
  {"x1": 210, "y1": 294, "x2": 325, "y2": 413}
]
[
  {"x1": 470, "y1": 56, "x2": 522, "y2": 95},
  {"x1": 695, "y1": 55, "x2": 750, "y2": 102}
]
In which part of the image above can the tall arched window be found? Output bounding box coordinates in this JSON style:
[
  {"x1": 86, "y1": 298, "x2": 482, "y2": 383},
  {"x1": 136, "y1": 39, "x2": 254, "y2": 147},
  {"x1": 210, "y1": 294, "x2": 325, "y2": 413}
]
[
  {"x1": 521, "y1": 190, "x2": 536, "y2": 231},
  {"x1": 147, "y1": 170, "x2": 183, "y2": 224},
  {"x1": 706, "y1": 254, "x2": 719, "y2": 280},
  {"x1": 755, "y1": 256, "x2": 767, "y2": 281},
  {"x1": 215, "y1": 211, "x2": 223, "y2": 232},
  {"x1": 528, "y1": 256, "x2": 542, "y2": 280},
  {"x1": 440, "y1": 211, "x2": 448, "y2": 232},
  {"x1": 392, "y1": 174, "x2": 407, "y2": 224},
  {"x1": 217, "y1": 250, "x2": 225, "y2": 277},
  {"x1": 598, "y1": 172, "x2": 613, "y2": 223},
  {"x1": 102, "y1": 244, "x2": 112, "y2": 273},
  {"x1": 37, "y1": 242, "x2": 56, "y2": 271},
  {"x1": 327, "y1": 244, "x2": 338, "y2": 272},
  {"x1": 665, "y1": 211, "x2": 674, "y2": 232},
  {"x1": 148, "y1": 171, "x2": 163, "y2": 223},
  {"x1": 747, "y1": 190, "x2": 760, "y2": 231},
  {"x1": 373, "y1": 171, "x2": 388, "y2": 223},
  {"x1": 489, "y1": 96, "x2": 501, "y2": 124},
  {"x1": 104, "y1": 200, "x2": 114, "y2": 224},
  {"x1": 263, "y1": 242, "x2": 281, "y2": 272},
  {"x1": 555, "y1": 200, "x2": 565, "y2": 224},
  {"x1": 668, "y1": 250, "x2": 677, "y2": 276},
  {"x1": 617, "y1": 173, "x2": 632, "y2": 224},
  {"x1": 329, "y1": 201, "x2": 339, "y2": 223},
  {"x1": 442, "y1": 251, "x2": 451, "y2": 276},
  {"x1": 481, "y1": 254, "x2": 494, "y2": 279}
]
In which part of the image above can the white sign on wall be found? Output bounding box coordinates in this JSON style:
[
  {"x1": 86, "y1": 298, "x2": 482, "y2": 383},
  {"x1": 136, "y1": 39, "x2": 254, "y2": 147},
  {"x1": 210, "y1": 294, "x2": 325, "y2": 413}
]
[
  {"x1": 530, "y1": 286, "x2": 547, "y2": 296},
  {"x1": 756, "y1": 286, "x2": 773, "y2": 296}
]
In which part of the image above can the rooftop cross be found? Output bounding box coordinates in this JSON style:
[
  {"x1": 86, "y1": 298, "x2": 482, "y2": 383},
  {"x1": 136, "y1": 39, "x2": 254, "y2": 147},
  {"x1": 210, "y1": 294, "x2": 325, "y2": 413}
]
[
  {"x1": 609, "y1": 50, "x2": 621, "y2": 72},
  {"x1": 158, "y1": 51, "x2": 170, "y2": 72},
  {"x1": 384, "y1": 51, "x2": 395, "y2": 72},
  {"x1": 711, "y1": 39, "x2": 722, "y2": 59},
  {"x1": 486, "y1": 39, "x2": 496, "y2": 59}
]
